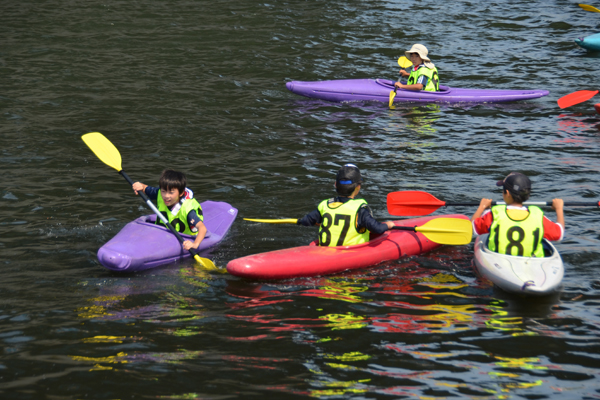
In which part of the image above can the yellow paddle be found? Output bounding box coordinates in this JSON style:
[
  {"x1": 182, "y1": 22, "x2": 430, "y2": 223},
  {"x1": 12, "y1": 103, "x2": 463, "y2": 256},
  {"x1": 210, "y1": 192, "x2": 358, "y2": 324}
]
[
  {"x1": 81, "y1": 132, "x2": 217, "y2": 270},
  {"x1": 244, "y1": 217, "x2": 473, "y2": 246},
  {"x1": 245, "y1": 218, "x2": 299, "y2": 224},
  {"x1": 579, "y1": 4, "x2": 600, "y2": 12},
  {"x1": 389, "y1": 56, "x2": 413, "y2": 109}
]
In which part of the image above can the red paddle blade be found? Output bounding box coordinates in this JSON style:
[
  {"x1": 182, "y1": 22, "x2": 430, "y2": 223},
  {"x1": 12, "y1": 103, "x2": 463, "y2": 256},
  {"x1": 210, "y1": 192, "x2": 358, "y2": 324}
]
[
  {"x1": 387, "y1": 190, "x2": 446, "y2": 216},
  {"x1": 557, "y1": 90, "x2": 599, "y2": 109}
]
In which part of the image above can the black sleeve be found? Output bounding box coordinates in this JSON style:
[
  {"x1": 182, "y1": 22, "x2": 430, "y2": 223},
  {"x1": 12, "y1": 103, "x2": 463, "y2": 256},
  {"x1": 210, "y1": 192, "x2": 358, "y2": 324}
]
[
  {"x1": 357, "y1": 205, "x2": 389, "y2": 234},
  {"x1": 144, "y1": 186, "x2": 159, "y2": 200},
  {"x1": 297, "y1": 209, "x2": 322, "y2": 226},
  {"x1": 186, "y1": 208, "x2": 204, "y2": 229}
]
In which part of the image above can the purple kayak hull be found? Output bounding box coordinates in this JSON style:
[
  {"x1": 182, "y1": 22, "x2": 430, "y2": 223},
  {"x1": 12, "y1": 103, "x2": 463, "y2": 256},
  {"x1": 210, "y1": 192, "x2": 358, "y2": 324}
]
[
  {"x1": 98, "y1": 201, "x2": 238, "y2": 272},
  {"x1": 286, "y1": 79, "x2": 549, "y2": 104}
]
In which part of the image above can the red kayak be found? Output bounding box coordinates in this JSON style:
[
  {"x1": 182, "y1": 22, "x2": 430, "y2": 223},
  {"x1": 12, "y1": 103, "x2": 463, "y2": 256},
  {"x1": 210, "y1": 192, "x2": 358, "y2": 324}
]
[
  {"x1": 595, "y1": 103, "x2": 600, "y2": 114},
  {"x1": 227, "y1": 214, "x2": 469, "y2": 280}
]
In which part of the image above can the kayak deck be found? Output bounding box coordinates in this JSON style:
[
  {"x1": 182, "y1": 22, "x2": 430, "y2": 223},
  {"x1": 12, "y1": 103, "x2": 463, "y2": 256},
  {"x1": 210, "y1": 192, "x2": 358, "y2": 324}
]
[
  {"x1": 473, "y1": 234, "x2": 564, "y2": 296},
  {"x1": 286, "y1": 79, "x2": 549, "y2": 104}
]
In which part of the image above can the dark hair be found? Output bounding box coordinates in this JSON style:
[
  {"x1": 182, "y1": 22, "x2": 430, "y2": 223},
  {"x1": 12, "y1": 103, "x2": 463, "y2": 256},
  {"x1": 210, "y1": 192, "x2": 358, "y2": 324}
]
[
  {"x1": 336, "y1": 182, "x2": 359, "y2": 197},
  {"x1": 158, "y1": 169, "x2": 186, "y2": 195},
  {"x1": 504, "y1": 186, "x2": 530, "y2": 203}
]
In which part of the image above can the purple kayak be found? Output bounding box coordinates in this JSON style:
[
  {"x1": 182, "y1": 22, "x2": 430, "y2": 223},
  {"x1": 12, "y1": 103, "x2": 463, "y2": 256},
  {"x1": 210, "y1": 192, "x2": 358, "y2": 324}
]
[
  {"x1": 98, "y1": 201, "x2": 238, "y2": 272},
  {"x1": 286, "y1": 79, "x2": 549, "y2": 104}
]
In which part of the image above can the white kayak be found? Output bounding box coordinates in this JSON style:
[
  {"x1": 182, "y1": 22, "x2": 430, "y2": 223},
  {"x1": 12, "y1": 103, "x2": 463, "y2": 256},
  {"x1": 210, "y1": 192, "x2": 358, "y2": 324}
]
[{"x1": 473, "y1": 234, "x2": 564, "y2": 296}]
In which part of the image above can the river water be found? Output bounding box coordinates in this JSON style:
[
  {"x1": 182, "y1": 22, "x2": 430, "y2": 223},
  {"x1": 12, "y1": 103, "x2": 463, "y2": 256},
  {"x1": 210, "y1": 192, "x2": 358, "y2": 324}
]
[{"x1": 2, "y1": 0, "x2": 600, "y2": 398}]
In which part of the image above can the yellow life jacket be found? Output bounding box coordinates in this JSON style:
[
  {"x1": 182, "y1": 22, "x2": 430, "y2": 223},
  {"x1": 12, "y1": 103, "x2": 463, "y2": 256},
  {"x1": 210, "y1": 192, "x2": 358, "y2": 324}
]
[
  {"x1": 407, "y1": 65, "x2": 439, "y2": 92},
  {"x1": 488, "y1": 205, "x2": 545, "y2": 257},
  {"x1": 156, "y1": 191, "x2": 203, "y2": 235},
  {"x1": 317, "y1": 198, "x2": 370, "y2": 247}
]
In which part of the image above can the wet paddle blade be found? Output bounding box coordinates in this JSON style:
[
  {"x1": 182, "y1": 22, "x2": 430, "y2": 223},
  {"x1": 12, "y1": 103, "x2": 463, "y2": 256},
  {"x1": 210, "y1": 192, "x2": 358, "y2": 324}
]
[
  {"x1": 194, "y1": 254, "x2": 218, "y2": 270},
  {"x1": 244, "y1": 218, "x2": 299, "y2": 224},
  {"x1": 557, "y1": 90, "x2": 599, "y2": 109},
  {"x1": 416, "y1": 218, "x2": 473, "y2": 245},
  {"x1": 398, "y1": 56, "x2": 412, "y2": 68},
  {"x1": 82, "y1": 132, "x2": 123, "y2": 172},
  {"x1": 387, "y1": 190, "x2": 445, "y2": 216},
  {"x1": 579, "y1": 4, "x2": 600, "y2": 12},
  {"x1": 389, "y1": 90, "x2": 396, "y2": 109}
]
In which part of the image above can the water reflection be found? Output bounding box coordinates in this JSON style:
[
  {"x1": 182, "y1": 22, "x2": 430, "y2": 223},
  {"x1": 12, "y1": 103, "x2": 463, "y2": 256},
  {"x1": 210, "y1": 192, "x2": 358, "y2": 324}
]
[{"x1": 556, "y1": 112, "x2": 600, "y2": 136}]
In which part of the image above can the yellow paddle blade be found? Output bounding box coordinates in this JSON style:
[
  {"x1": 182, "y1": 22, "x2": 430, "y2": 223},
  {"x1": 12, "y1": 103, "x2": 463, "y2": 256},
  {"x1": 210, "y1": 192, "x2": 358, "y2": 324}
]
[
  {"x1": 193, "y1": 255, "x2": 219, "y2": 270},
  {"x1": 398, "y1": 56, "x2": 412, "y2": 68},
  {"x1": 389, "y1": 90, "x2": 396, "y2": 109},
  {"x1": 244, "y1": 218, "x2": 299, "y2": 224},
  {"x1": 579, "y1": 4, "x2": 600, "y2": 12},
  {"x1": 416, "y1": 218, "x2": 473, "y2": 245},
  {"x1": 81, "y1": 132, "x2": 122, "y2": 172}
]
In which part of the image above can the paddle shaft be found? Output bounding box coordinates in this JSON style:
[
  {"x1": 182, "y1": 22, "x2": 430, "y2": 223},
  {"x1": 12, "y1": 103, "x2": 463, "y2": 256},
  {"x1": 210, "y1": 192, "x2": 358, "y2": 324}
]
[
  {"x1": 120, "y1": 170, "x2": 204, "y2": 258},
  {"x1": 432, "y1": 201, "x2": 600, "y2": 208}
]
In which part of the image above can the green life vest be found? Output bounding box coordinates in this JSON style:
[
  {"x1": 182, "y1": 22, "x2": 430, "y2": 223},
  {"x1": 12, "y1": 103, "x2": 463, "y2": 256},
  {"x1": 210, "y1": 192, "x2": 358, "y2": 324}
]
[
  {"x1": 488, "y1": 205, "x2": 545, "y2": 257},
  {"x1": 407, "y1": 65, "x2": 439, "y2": 92},
  {"x1": 156, "y1": 191, "x2": 203, "y2": 236},
  {"x1": 317, "y1": 198, "x2": 370, "y2": 247}
]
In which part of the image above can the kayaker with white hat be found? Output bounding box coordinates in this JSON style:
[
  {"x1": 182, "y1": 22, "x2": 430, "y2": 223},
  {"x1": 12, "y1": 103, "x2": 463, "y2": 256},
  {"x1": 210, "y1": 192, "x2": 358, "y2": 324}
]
[{"x1": 395, "y1": 44, "x2": 439, "y2": 92}]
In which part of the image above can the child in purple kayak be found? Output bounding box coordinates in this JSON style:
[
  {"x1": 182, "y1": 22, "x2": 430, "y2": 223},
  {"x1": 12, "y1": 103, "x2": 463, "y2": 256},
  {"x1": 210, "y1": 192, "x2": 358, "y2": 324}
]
[
  {"x1": 394, "y1": 44, "x2": 440, "y2": 92},
  {"x1": 132, "y1": 169, "x2": 207, "y2": 251}
]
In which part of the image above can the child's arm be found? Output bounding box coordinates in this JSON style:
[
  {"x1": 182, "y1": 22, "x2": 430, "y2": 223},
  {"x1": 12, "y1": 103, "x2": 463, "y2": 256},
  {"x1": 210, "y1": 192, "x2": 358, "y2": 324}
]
[
  {"x1": 297, "y1": 209, "x2": 322, "y2": 227},
  {"x1": 471, "y1": 198, "x2": 493, "y2": 221},
  {"x1": 394, "y1": 82, "x2": 424, "y2": 91},
  {"x1": 183, "y1": 220, "x2": 207, "y2": 251},
  {"x1": 552, "y1": 198, "x2": 565, "y2": 229}
]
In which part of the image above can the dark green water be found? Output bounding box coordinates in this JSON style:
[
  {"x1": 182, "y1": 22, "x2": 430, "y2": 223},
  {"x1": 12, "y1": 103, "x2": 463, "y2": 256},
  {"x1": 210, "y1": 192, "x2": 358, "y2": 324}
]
[{"x1": 2, "y1": 0, "x2": 600, "y2": 398}]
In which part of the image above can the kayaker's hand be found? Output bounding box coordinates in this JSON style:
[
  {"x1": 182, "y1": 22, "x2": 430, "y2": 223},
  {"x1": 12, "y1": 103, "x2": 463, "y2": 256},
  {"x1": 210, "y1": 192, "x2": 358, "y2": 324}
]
[
  {"x1": 551, "y1": 198, "x2": 564, "y2": 211},
  {"x1": 182, "y1": 240, "x2": 198, "y2": 251},
  {"x1": 394, "y1": 82, "x2": 403, "y2": 89},
  {"x1": 399, "y1": 70, "x2": 410, "y2": 78},
  {"x1": 479, "y1": 198, "x2": 493, "y2": 210},
  {"x1": 384, "y1": 221, "x2": 396, "y2": 230},
  {"x1": 471, "y1": 198, "x2": 493, "y2": 221},
  {"x1": 132, "y1": 182, "x2": 147, "y2": 195}
]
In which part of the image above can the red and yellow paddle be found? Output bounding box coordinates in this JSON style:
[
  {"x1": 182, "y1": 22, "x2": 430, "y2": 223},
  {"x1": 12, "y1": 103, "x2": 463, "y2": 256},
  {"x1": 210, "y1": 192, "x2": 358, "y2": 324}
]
[
  {"x1": 387, "y1": 190, "x2": 600, "y2": 216},
  {"x1": 244, "y1": 216, "x2": 473, "y2": 246}
]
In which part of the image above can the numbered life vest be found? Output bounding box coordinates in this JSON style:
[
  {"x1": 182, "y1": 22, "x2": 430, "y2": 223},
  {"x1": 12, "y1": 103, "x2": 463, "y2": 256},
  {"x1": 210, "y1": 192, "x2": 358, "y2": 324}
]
[
  {"x1": 156, "y1": 191, "x2": 203, "y2": 235},
  {"x1": 317, "y1": 198, "x2": 370, "y2": 247},
  {"x1": 488, "y1": 205, "x2": 545, "y2": 257},
  {"x1": 407, "y1": 65, "x2": 439, "y2": 92}
]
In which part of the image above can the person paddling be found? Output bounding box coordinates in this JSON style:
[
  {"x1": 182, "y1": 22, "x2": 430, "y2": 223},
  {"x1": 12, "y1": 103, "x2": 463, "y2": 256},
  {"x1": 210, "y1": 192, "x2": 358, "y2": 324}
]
[
  {"x1": 394, "y1": 44, "x2": 439, "y2": 92},
  {"x1": 297, "y1": 164, "x2": 396, "y2": 247},
  {"x1": 132, "y1": 169, "x2": 207, "y2": 251},
  {"x1": 470, "y1": 172, "x2": 565, "y2": 257}
]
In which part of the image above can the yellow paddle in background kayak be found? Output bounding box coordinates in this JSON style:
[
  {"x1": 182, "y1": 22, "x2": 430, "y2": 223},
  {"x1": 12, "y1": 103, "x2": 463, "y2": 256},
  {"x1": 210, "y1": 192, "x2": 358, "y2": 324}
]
[
  {"x1": 81, "y1": 132, "x2": 217, "y2": 270},
  {"x1": 244, "y1": 217, "x2": 473, "y2": 246},
  {"x1": 389, "y1": 56, "x2": 413, "y2": 109},
  {"x1": 579, "y1": 4, "x2": 600, "y2": 12}
]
